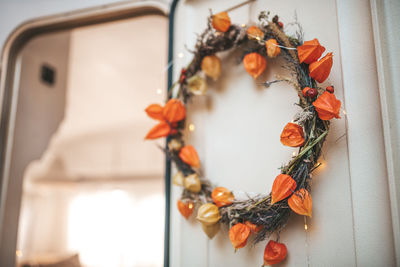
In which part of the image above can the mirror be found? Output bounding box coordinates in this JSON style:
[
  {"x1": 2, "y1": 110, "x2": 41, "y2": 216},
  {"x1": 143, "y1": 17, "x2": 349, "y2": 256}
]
[{"x1": 11, "y1": 13, "x2": 168, "y2": 267}]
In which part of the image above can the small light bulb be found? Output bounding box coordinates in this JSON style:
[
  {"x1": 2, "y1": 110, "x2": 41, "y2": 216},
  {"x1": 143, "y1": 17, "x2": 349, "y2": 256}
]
[
  {"x1": 16, "y1": 250, "x2": 22, "y2": 257},
  {"x1": 304, "y1": 224, "x2": 308, "y2": 231},
  {"x1": 156, "y1": 88, "x2": 162, "y2": 95},
  {"x1": 188, "y1": 124, "x2": 195, "y2": 132},
  {"x1": 342, "y1": 109, "x2": 347, "y2": 115},
  {"x1": 256, "y1": 36, "x2": 261, "y2": 41},
  {"x1": 178, "y1": 52, "x2": 184, "y2": 58},
  {"x1": 188, "y1": 203, "x2": 194, "y2": 209},
  {"x1": 317, "y1": 162, "x2": 324, "y2": 171},
  {"x1": 292, "y1": 151, "x2": 297, "y2": 157},
  {"x1": 241, "y1": 24, "x2": 246, "y2": 28}
]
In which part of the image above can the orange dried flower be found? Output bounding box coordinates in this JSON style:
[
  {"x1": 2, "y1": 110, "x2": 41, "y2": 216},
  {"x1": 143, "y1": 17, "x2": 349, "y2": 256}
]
[
  {"x1": 177, "y1": 200, "x2": 194, "y2": 219},
  {"x1": 179, "y1": 145, "x2": 200, "y2": 168},
  {"x1": 201, "y1": 55, "x2": 222, "y2": 81},
  {"x1": 229, "y1": 223, "x2": 251, "y2": 249},
  {"x1": 297, "y1": 38, "x2": 325, "y2": 64},
  {"x1": 313, "y1": 91, "x2": 341, "y2": 120},
  {"x1": 288, "y1": 188, "x2": 312, "y2": 217},
  {"x1": 211, "y1": 187, "x2": 234, "y2": 207},
  {"x1": 266, "y1": 39, "x2": 281, "y2": 58},
  {"x1": 244, "y1": 221, "x2": 262, "y2": 233},
  {"x1": 243, "y1": 52, "x2": 267, "y2": 79},
  {"x1": 263, "y1": 240, "x2": 287, "y2": 265},
  {"x1": 212, "y1": 12, "x2": 231, "y2": 32},
  {"x1": 247, "y1": 26, "x2": 264, "y2": 40},
  {"x1": 309, "y1": 52, "x2": 333, "y2": 83},
  {"x1": 145, "y1": 104, "x2": 164, "y2": 121},
  {"x1": 271, "y1": 174, "x2": 297, "y2": 205},
  {"x1": 280, "y1": 122, "x2": 305, "y2": 147},
  {"x1": 145, "y1": 98, "x2": 186, "y2": 140},
  {"x1": 145, "y1": 121, "x2": 171, "y2": 140},
  {"x1": 163, "y1": 99, "x2": 186, "y2": 123}
]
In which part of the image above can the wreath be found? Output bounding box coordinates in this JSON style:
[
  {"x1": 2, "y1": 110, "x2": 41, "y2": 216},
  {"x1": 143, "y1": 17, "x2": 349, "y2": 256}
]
[{"x1": 145, "y1": 9, "x2": 341, "y2": 266}]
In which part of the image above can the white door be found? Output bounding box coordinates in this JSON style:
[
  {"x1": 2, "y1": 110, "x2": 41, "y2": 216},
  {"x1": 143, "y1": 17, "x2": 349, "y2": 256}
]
[{"x1": 169, "y1": 0, "x2": 396, "y2": 266}]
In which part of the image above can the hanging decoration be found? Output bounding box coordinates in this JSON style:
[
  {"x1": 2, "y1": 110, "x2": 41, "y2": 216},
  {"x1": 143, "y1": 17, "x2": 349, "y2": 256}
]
[{"x1": 145, "y1": 9, "x2": 342, "y2": 266}]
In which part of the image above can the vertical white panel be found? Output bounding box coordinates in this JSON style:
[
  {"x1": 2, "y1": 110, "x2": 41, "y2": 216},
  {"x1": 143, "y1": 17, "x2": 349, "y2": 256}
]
[
  {"x1": 336, "y1": 0, "x2": 396, "y2": 266},
  {"x1": 370, "y1": 0, "x2": 400, "y2": 263}
]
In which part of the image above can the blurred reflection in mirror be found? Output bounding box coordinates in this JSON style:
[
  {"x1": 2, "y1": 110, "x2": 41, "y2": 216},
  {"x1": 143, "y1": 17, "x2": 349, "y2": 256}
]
[{"x1": 15, "y1": 14, "x2": 168, "y2": 267}]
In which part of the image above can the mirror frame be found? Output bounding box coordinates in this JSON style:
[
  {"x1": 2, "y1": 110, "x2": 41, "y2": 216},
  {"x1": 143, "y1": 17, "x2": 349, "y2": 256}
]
[{"x1": 0, "y1": 1, "x2": 171, "y2": 266}]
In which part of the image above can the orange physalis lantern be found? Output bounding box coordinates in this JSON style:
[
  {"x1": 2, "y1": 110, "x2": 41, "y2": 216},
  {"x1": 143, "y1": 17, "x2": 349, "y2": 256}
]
[
  {"x1": 145, "y1": 100, "x2": 185, "y2": 140},
  {"x1": 263, "y1": 240, "x2": 287, "y2": 265},
  {"x1": 163, "y1": 99, "x2": 186, "y2": 123},
  {"x1": 177, "y1": 200, "x2": 194, "y2": 219},
  {"x1": 309, "y1": 52, "x2": 333, "y2": 83},
  {"x1": 247, "y1": 26, "x2": 264, "y2": 40},
  {"x1": 266, "y1": 39, "x2": 281, "y2": 58},
  {"x1": 288, "y1": 188, "x2": 312, "y2": 217},
  {"x1": 229, "y1": 223, "x2": 251, "y2": 249},
  {"x1": 297, "y1": 38, "x2": 325, "y2": 64},
  {"x1": 211, "y1": 187, "x2": 234, "y2": 207},
  {"x1": 280, "y1": 122, "x2": 305, "y2": 147},
  {"x1": 243, "y1": 52, "x2": 267, "y2": 79},
  {"x1": 145, "y1": 104, "x2": 164, "y2": 121},
  {"x1": 212, "y1": 12, "x2": 231, "y2": 32},
  {"x1": 145, "y1": 121, "x2": 171, "y2": 140},
  {"x1": 312, "y1": 91, "x2": 341, "y2": 120},
  {"x1": 244, "y1": 221, "x2": 262, "y2": 233},
  {"x1": 271, "y1": 174, "x2": 297, "y2": 205},
  {"x1": 179, "y1": 145, "x2": 200, "y2": 168},
  {"x1": 201, "y1": 55, "x2": 222, "y2": 81}
]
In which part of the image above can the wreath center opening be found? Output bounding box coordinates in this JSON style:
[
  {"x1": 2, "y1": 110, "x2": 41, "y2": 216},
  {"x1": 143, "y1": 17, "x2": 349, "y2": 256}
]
[{"x1": 184, "y1": 51, "x2": 302, "y2": 194}]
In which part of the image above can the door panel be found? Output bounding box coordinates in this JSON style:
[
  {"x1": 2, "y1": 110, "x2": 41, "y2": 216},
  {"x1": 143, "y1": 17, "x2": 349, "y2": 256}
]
[{"x1": 169, "y1": 0, "x2": 395, "y2": 266}]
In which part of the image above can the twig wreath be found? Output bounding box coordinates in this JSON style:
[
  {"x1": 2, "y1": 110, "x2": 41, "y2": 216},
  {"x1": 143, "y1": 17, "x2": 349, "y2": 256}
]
[{"x1": 145, "y1": 9, "x2": 341, "y2": 266}]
